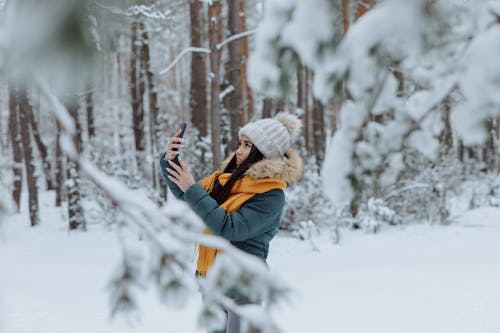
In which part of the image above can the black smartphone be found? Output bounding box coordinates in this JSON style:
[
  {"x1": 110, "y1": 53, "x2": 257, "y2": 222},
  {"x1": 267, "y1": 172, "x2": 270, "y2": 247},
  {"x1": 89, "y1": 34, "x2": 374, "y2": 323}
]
[
  {"x1": 172, "y1": 123, "x2": 187, "y2": 152},
  {"x1": 178, "y1": 122, "x2": 187, "y2": 139}
]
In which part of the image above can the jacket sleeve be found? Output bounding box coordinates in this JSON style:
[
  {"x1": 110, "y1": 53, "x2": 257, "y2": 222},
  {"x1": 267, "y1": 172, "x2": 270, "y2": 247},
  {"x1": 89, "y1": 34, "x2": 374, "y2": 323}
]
[
  {"x1": 159, "y1": 153, "x2": 185, "y2": 200},
  {"x1": 183, "y1": 183, "x2": 285, "y2": 241}
]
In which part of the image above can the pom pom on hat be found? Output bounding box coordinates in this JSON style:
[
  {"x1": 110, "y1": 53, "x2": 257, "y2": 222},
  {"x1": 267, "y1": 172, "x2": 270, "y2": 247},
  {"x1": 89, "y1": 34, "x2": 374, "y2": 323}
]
[
  {"x1": 239, "y1": 112, "x2": 302, "y2": 158},
  {"x1": 275, "y1": 112, "x2": 302, "y2": 141}
]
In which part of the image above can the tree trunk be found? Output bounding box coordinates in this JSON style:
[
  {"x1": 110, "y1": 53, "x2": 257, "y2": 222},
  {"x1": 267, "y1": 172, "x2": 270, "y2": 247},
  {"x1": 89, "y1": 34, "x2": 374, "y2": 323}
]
[
  {"x1": 303, "y1": 68, "x2": 311, "y2": 151},
  {"x1": 130, "y1": 21, "x2": 145, "y2": 153},
  {"x1": 18, "y1": 86, "x2": 39, "y2": 226},
  {"x1": 55, "y1": 123, "x2": 64, "y2": 207},
  {"x1": 8, "y1": 84, "x2": 23, "y2": 212},
  {"x1": 27, "y1": 96, "x2": 54, "y2": 190},
  {"x1": 439, "y1": 95, "x2": 453, "y2": 154},
  {"x1": 65, "y1": 100, "x2": 85, "y2": 231},
  {"x1": 312, "y1": 98, "x2": 326, "y2": 167},
  {"x1": 141, "y1": 26, "x2": 161, "y2": 191},
  {"x1": 86, "y1": 86, "x2": 95, "y2": 139},
  {"x1": 239, "y1": 0, "x2": 253, "y2": 123},
  {"x1": 342, "y1": 0, "x2": 350, "y2": 33},
  {"x1": 297, "y1": 63, "x2": 304, "y2": 112},
  {"x1": 209, "y1": 0, "x2": 223, "y2": 169},
  {"x1": 223, "y1": 0, "x2": 242, "y2": 149},
  {"x1": 190, "y1": 0, "x2": 208, "y2": 137},
  {"x1": 262, "y1": 98, "x2": 273, "y2": 119},
  {"x1": 484, "y1": 119, "x2": 497, "y2": 172}
]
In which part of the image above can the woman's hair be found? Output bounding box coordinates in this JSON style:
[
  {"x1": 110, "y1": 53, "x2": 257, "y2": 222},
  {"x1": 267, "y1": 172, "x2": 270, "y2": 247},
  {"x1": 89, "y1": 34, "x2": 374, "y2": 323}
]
[{"x1": 209, "y1": 145, "x2": 264, "y2": 205}]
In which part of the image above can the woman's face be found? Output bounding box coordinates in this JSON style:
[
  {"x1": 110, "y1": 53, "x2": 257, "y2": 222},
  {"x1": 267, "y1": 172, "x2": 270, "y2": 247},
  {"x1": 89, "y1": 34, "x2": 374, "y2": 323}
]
[{"x1": 236, "y1": 135, "x2": 253, "y2": 167}]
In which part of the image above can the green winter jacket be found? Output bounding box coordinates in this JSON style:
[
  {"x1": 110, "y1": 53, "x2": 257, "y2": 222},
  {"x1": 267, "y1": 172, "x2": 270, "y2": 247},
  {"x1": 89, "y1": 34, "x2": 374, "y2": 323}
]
[{"x1": 159, "y1": 149, "x2": 303, "y2": 262}]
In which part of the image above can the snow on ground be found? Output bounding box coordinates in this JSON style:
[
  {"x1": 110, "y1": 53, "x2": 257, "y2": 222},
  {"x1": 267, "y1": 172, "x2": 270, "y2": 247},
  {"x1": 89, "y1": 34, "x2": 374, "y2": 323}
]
[{"x1": 0, "y1": 191, "x2": 499, "y2": 333}]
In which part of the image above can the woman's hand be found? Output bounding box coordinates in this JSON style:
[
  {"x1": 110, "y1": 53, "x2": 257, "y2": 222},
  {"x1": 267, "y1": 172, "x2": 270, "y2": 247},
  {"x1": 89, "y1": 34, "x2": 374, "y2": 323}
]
[
  {"x1": 164, "y1": 129, "x2": 184, "y2": 161},
  {"x1": 167, "y1": 157, "x2": 196, "y2": 192}
]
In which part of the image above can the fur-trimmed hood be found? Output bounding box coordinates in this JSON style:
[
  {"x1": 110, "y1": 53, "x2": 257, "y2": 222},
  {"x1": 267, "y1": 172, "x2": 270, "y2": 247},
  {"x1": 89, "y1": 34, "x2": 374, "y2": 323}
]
[{"x1": 219, "y1": 148, "x2": 304, "y2": 184}]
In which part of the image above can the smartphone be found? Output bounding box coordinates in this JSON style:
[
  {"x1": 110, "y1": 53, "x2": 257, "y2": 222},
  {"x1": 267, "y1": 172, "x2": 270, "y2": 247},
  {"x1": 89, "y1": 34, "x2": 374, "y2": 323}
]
[
  {"x1": 172, "y1": 123, "x2": 187, "y2": 152},
  {"x1": 178, "y1": 122, "x2": 187, "y2": 139}
]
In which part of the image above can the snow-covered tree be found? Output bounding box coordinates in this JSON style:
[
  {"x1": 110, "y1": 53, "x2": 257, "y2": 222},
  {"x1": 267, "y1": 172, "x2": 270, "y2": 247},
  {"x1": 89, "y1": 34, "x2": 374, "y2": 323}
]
[{"x1": 249, "y1": 0, "x2": 500, "y2": 209}]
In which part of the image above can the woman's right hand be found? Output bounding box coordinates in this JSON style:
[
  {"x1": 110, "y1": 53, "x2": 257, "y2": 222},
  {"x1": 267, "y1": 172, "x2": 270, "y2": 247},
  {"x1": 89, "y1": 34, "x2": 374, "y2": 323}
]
[{"x1": 164, "y1": 130, "x2": 184, "y2": 161}]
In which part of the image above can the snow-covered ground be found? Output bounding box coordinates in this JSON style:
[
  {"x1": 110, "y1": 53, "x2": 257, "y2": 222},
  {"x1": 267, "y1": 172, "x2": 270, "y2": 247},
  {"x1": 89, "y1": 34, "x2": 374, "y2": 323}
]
[{"x1": 1, "y1": 192, "x2": 499, "y2": 333}]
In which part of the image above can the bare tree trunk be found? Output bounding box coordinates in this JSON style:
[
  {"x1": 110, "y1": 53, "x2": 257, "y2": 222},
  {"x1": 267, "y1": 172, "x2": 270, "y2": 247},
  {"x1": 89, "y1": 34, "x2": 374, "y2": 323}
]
[
  {"x1": 297, "y1": 63, "x2": 304, "y2": 112},
  {"x1": 484, "y1": 119, "x2": 497, "y2": 172},
  {"x1": 239, "y1": 0, "x2": 253, "y2": 123},
  {"x1": 130, "y1": 21, "x2": 145, "y2": 153},
  {"x1": 209, "y1": 0, "x2": 223, "y2": 169},
  {"x1": 27, "y1": 97, "x2": 54, "y2": 190},
  {"x1": 8, "y1": 84, "x2": 23, "y2": 212},
  {"x1": 86, "y1": 86, "x2": 95, "y2": 139},
  {"x1": 178, "y1": 60, "x2": 187, "y2": 121},
  {"x1": 262, "y1": 98, "x2": 273, "y2": 119},
  {"x1": 18, "y1": 86, "x2": 39, "y2": 226},
  {"x1": 303, "y1": 68, "x2": 311, "y2": 151},
  {"x1": 342, "y1": 0, "x2": 350, "y2": 33},
  {"x1": 169, "y1": 47, "x2": 177, "y2": 90},
  {"x1": 223, "y1": 0, "x2": 242, "y2": 149},
  {"x1": 65, "y1": 100, "x2": 85, "y2": 231},
  {"x1": 190, "y1": 0, "x2": 208, "y2": 137},
  {"x1": 439, "y1": 96, "x2": 453, "y2": 154},
  {"x1": 141, "y1": 26, "x2": 161, "y2": 191},
  {"x1": 312, "y1": 98, "x2": 326, "y2": 167},
  {"x1": 55, "y1": 123, "x2": 64, "y2": 207}
]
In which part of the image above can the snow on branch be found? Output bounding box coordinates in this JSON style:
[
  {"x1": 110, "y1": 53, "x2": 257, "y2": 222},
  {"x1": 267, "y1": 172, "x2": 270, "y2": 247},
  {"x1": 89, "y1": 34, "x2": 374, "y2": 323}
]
[
  {"x1": 160, "y1": 47, "x2": 211, "y2": 75},
  {"x1": 127, "y1": 4, "x2": 173, "y2": 19},
  {"x1": 216, "y1": 29, "x2": 257, "y2": 50},
  {"x1": 219, "y1": 85, "x2": 235, "y2": 100},
  {"x1": 160, "y1": 30, "x2": 255, "y2": 76},
  {"x1": 94, "y1": 2, "x2": 174, "y2": 20}
]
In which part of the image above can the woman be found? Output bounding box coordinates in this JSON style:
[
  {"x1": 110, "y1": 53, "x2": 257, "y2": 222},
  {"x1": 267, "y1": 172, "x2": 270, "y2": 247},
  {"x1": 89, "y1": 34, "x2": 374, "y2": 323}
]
[{"x1": 159, "y1": 112, "x2": 303, "y2": 332}]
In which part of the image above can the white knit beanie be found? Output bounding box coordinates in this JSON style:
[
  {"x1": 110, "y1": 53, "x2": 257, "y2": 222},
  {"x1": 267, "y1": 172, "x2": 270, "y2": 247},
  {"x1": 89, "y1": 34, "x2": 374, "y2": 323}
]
[{"x1": 238, "y1": 112, "x2": 302, "y2": 158}]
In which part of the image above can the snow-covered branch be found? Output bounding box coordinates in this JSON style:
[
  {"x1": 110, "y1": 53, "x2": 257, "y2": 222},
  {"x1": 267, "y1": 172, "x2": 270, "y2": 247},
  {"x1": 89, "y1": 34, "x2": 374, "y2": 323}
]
[
  {"x1": 127, "y1": 4, "x2": 173, "y2": 19},
  {"x1": 160, "y1": 29, "x2": 256, "y2": 76},
  {"x1": 216, "y1": 29, "x2": 257, "y2": 50},
  {"x1": 94, "y1": 2, "x2": 174, "y2": 20},
  {"x1": 219, "y1": 85, "x2": 235, "y2": 100},
  {"x1": 160, "y1": 47, "x2": 211, "y2": 75}
]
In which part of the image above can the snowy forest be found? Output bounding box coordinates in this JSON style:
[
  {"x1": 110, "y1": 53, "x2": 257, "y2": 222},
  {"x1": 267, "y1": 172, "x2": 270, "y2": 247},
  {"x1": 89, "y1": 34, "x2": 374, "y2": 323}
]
[{"x1": 1, "y1": 0, "x2": 499, "y2": 333}]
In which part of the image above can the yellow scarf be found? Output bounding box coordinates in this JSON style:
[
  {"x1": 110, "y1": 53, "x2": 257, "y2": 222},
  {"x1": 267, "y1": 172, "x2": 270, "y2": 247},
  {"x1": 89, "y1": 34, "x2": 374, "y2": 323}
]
[{"x1": 197, "y1": 171, "x2": 286, "y2": 277}]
